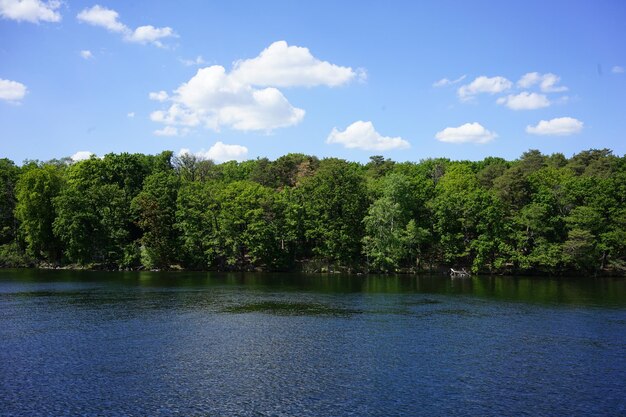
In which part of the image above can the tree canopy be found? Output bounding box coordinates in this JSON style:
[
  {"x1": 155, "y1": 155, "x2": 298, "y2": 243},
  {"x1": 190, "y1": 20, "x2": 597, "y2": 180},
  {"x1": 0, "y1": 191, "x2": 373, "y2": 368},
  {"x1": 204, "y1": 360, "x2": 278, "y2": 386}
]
[{"x1": 1, "y1": 149, "x2": 624, "y2": 275}]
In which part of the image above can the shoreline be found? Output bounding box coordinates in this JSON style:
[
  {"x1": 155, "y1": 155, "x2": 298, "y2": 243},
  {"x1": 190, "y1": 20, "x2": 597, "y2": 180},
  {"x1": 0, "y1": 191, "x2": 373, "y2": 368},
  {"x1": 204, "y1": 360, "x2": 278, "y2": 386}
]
[{"x1": 3, "y1": 264, "x2": 624, "y2": 278}]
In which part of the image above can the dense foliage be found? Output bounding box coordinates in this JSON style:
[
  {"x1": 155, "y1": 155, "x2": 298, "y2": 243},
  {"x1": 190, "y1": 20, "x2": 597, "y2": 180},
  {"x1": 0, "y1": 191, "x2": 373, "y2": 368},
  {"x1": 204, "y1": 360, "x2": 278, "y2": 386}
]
[{"x1": 0, "y1": 149, "x2": 624, "y2": 275}]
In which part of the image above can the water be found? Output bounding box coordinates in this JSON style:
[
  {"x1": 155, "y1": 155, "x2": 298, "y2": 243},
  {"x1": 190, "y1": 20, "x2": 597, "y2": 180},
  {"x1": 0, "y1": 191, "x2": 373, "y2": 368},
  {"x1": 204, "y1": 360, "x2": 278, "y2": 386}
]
[{"x1": 1, "y1": 269, "x2": 625, "y2": 416}]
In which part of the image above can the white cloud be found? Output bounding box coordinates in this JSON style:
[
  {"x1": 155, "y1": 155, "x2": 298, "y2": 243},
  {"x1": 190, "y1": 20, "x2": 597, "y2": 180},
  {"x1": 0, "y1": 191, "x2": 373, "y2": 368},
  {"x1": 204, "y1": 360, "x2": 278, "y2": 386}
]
[
  {"x1": 612, "y1": 66, "x2": 624, "y2": 74},
  {"x1": 458, "y1": 76, "x2": 512, "y2": 100},
  {"x1": 126, "y1": 25, "x2": 175, "y2": 47},
  {"x1": 77, "y1": 5, "x2": 126, "y2": 33},
  {"x1": 433, "y1": 75, "x2": 466, "y2": 87},
  {"x1": 149, "y1": 90, "x2": 169, "y2": 102},
  {"x1": 151, "y1": 65, "x2": 305, "y2": 132},
  {"x1": 71, "y1": 151, "x2": 94, "y2": 161},
  {"x1": 0, "y1": 78, "x2": 27, "y2": 102},
  {"x1": 326, "y1": 121, "x2": 409, "y2": 151},
  {"x1": 77, "y1": 5, "x2": 176, "y2": 47},
  {"x1": 496, "y1": 92, "x2": 550, "y2": 110},
  {"x1": 150, "y1": 41, "x2": 363, "y2": 133},
  {"x1": 127, "y1": 112, "x2": 135, "y2": 118},
  {"x1": 0, "y1": 0, "x2": 61, "y2": 23},
  {"x1": 178, "y1": 142, "x2": 249, "y2": 162},
  {"x1": 231, "y1": 40, "x2": 357, "y2": 87},
  {"x1": 435, "y1": 122, "x2": 497, "y2": 144},
  {"x1": 154, "y1": 126, "x2": 180, "y2": 136},
  {"x1": 180, "y1": 55, "x2": 206, "y2": 67},
  {"x1": 517, "y1": 72, "x2": 567, "y2": 92},
  {"x1": 539, "y1": 73, "x2": 567, "y2": 92},
  {"x1": 79, "y1": 50, "x2": 93, "y2": 60},
  {"x1": 526, "y1": 117, "x2": 583, "y2": 136},
  {"x1": 517, "y1": 72, "x2": 541, "y2": 89},
  {"x1": 150, "y1": 103, "x2": 201, "y2": 127}
]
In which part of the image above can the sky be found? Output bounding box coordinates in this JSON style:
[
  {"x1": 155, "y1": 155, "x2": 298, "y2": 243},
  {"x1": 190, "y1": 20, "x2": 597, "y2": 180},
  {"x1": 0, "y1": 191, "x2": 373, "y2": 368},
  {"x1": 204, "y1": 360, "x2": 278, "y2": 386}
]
[{"x1": 1, "y1": 0, "x2": 625, "y2": 164}]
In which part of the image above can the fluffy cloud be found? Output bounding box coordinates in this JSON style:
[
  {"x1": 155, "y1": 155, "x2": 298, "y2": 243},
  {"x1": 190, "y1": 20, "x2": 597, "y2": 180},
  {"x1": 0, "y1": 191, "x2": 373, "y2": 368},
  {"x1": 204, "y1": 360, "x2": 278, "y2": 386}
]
[
  {"x1": 0, "y1": 0, "x2": 61, "y2": 23},
  {"x1": 127, "y1": 112, "x2": 135, "y2": 118},
  {"x1": 231, "y1": 41, "x2": 358, "y2": 88},
  {"x1": 150, "y1": 103, "x2": 201, "y2": 127},
  {"x1": 152, "y1": 66, "x2": 305, "y2": 131},
  {"x1": 458, "y1": 76, "x2": 512, "y2": 100},
  {"x1": 149, "y1": 90, "x2": 169, "y2": 102},
  {"x1": 0, "y1": 78, "x2": 27, "y2": 103},
  {"x1": 526, "y1": 117, "x2": 583, "y2": 136},
  {"x1": 179, "y1": 142, "x2": 249, "y2": 162},
  {"x1": 326, "y1": 121, "x2": 409, "y2": 151},
  {"x1": 612, "y1": 66, "x2": 624, "y2": 74},
  {"x1": 80, "y1": 50, "x2": 93, "y2": 60},
  {"x1": 517, "y1": 72, "x2": 567, "y2": 92},
  {"x1": 127, "y1": 25, "x2": 175, "y2": 47},
  {"x1": 150, "y1": 41, "x2": 363, "y2": 133},
  {"x1": 77, "y1": 5, "x2": 125, "y2": 32},
  {"x1": 433, "y1": 75, "x2": 466, "y2": 87},
  {"x1": 496, "y1": 92, "x2": 550, "y2": 110},
  {"x1": 435, "y1": 122, "x2": 497, "y2": 144},
  {"x1": 71, "y1": 151, "x2": 95, "y2": 161},
  {"x1": 77, "y1": 5, "x2": 176, "y2": 47}
]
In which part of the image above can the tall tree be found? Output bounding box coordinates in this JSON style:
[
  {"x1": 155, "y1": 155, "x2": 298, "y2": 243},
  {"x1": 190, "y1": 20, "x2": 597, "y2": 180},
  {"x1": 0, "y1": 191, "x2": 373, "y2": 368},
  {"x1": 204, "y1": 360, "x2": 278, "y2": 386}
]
[
  {"x1": 53, "y1": 157, "x2": 136, "y2": 267},
  {"x1": 298, "y1": 158, "x2": 369, "y2": 267},
  {"x1": 0, "y1": 159, "x2": 20, "y2": 246},
  {"x1": 14, "y1": 164, "x2": 64, "y2": 261},
  {"x1": 175, "y1": 181, "x2": 221, "y2": 269},
  {"x1": 132, "y1": 170, "x2": 180, "y2": 269}
]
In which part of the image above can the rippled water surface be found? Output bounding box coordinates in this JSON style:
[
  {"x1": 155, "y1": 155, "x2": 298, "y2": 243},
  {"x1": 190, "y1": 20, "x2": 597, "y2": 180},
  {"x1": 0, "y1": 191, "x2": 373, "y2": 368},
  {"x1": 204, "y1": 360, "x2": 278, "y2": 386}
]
[{"x1": 1, "y1": 269, "x2": 625, "y2": 416}]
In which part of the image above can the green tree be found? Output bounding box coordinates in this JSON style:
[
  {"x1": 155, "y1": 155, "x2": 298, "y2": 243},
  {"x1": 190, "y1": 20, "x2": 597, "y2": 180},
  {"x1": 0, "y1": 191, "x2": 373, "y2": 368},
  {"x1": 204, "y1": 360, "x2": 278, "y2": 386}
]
[
  {"x1": 298, "y1": 158, "x2": 369, "y2": 267},
  {"x1": 175, "y1": 181, "x2": 221, "y2": 269},
  {"x1": 215, "y1": 181, "x2": 284, "y2": 269},
  {"x1": 0, "y1": 159, "x2": 20, "y2": 245},
  {"x1": 132, "y1": 171, "x2": 180, "y2": 269},
  {"x1": 362, "y1": 197, "x2": 406, "y2": 272},
  {"x1": 15, "y1": 164, "x2": 64, "y2": 261}
]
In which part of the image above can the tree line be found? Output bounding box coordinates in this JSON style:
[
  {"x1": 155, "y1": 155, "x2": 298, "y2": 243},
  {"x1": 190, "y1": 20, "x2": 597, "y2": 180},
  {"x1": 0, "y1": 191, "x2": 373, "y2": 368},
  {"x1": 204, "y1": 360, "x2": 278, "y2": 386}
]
[{"x1": 0, "y1": 149, "x2": 624, "y2": 275}]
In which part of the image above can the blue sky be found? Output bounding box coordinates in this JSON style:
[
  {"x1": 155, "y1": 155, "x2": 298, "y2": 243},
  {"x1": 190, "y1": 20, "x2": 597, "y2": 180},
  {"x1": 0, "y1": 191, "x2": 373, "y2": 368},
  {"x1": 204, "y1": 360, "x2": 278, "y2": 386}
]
[{"x1": 1, "y1": 0, "x2": 625, "y2": 164}]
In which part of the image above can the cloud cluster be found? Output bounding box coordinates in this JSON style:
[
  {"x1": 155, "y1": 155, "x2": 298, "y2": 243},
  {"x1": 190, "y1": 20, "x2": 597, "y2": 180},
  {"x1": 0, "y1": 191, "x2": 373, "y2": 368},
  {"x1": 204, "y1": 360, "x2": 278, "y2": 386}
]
[
  {"x1": 453, "y1": 72, "x2": 568, "y2": 110},
  {"x1": 178, "y1": 142, "x2": 249, "y2": 163},
  {"x1": 151, "y1": 41, "x2": 359, "y2": 135},
  {"x1": 0, "y1": 78, "x2": 27, "y2": 103},
  {"x1": 434, "y1": 70, "x2": 581, "y2": 143},
  {"x1": 326, "y1": 121, "x2": 409, "y2": 151},
  {"x1": 435, "y1": 122, "x2": 497, "y2": 144},
  {"x1": 526, "y1": 117, "x2": 583, "y2": 136},
  {"x1": 0, "y1": 0, "x2": 61, "y2": 23},
  {"x1": 77, "y1": 5, "x2": 176, "y2": 47}
]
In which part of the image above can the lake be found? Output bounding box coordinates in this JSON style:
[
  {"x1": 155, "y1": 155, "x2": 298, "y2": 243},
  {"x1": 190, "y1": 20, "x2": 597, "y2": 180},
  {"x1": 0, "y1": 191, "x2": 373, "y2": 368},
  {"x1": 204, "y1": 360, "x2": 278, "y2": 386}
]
[{"x1": 1, "y1": 269, "x2": 625, "y2": 416}]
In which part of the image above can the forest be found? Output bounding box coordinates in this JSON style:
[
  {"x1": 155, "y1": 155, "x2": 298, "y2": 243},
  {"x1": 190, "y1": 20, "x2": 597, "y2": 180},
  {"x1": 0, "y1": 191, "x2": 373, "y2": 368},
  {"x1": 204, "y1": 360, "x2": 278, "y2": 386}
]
[{"x1": 0, "y1": 149, "x2": 624, "y2": 276}]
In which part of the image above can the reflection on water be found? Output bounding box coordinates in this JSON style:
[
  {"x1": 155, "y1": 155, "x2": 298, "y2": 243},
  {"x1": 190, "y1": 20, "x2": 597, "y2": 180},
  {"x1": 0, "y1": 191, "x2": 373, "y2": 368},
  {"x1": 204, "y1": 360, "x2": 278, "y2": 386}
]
[
  {"x1": 223, "y1": 301, "x2": 361, "y2": 316},
  {"x1": 1, "y1": 269, "x2": 625, "y2": 416},
  {"x1": 3, "y1": 269, "x2": 625, "y2": 307}
]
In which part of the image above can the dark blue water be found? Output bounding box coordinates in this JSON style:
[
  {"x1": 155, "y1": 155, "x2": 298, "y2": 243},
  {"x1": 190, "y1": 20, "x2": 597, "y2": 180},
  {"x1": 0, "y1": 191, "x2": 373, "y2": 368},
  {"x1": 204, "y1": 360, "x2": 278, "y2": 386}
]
[{"x1": 1, "y1": 270, "x2": 625, "y2": 416}]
